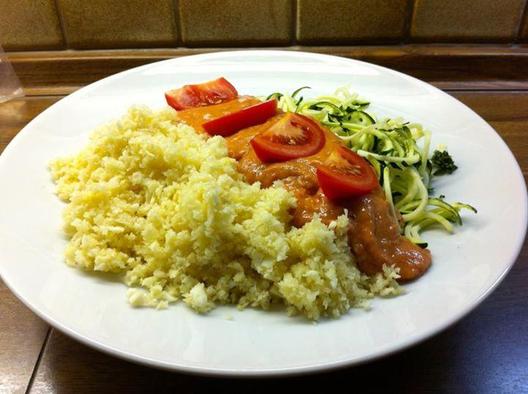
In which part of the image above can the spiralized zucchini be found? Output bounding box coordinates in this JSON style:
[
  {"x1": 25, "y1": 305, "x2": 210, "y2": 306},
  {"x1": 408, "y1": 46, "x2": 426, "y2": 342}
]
[{"x1": 267, "y1": 87, "x2": 476, "y2": 247}]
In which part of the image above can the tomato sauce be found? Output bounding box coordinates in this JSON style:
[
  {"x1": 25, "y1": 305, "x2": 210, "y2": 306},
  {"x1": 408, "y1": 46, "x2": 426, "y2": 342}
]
[
  {"x1": 176, "y1": 97, "x2": 431, "y2": 281},
  {"x1": 346, "y1": 189, "x2": 431, "y2": 280},
  {"x1": 177, "y1": 96, "x2": 260, "y2": 132}
]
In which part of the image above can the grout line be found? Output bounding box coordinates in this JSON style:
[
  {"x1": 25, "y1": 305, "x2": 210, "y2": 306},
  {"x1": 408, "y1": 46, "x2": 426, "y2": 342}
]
[
  {"x1": 291, "y1": 0, "x2": 298, "y2": 46},
  {"x1": 173, "y1": 0, "x2": 183, "y2": 47},
  {"x1": 515, "y1": 0, "x2": 528, "y2": 43},
  {"x1": 53, "y1": 0, "x2": 68, "y2": 50},
  {"x1": 15, "y1": 87, "x2": 528, "y2": 99},
  {"x1": 25, "y1": 328, "x2": 52, "y2": 394},
  {"x1": 7, "y1": 45, "x2": 528, "y2": 60},
  {"x1": 173, "y1": 0, "x2": 185, "y2": 47},
  {"x1": 402, "y1": 0, "x2": 416, "y2": 45},
  {"x1": 16, "y1": 88, "x2": 528, "y2": 100}
]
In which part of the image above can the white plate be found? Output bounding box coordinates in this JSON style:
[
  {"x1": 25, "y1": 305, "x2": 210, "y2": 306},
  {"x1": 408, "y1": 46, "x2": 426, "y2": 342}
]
[{"x1": 0, "y1": 50, "x2": 526, "y2": 376}]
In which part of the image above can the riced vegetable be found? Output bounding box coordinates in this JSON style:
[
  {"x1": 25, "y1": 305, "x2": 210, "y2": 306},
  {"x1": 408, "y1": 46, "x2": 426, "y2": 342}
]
[{"x1": 50, "y1": 107, "x2": 401, "y2": 320}]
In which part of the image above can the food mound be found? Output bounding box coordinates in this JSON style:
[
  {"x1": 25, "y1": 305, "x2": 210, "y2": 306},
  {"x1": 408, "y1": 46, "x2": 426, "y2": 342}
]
[
  {"x1": 51, "y1": 77, "x2": 473, "y2": 320},
  {"x1": 50, "y1": 107, "x2": 400, "y2": 320}
]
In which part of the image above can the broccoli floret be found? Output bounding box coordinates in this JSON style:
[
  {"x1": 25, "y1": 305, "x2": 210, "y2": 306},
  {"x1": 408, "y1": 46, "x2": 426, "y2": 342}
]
[{"x1": 431, "y1": 150, "x2": 458, "y2": 175}]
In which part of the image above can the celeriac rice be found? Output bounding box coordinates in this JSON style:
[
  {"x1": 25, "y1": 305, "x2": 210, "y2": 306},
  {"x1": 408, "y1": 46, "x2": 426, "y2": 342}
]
[{"x1": 50, "y1": 107, "x2": 401, "y2": 320}]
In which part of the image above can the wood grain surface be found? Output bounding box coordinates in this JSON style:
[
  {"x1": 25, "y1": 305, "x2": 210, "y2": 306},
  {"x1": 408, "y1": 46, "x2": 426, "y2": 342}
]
[
  {"x1": 0, "y1": 87, "x2": 526, "y2": 393},
  {"x1": 7, "y1": 45, "x2": 528, "y2": 95},
  {"x1": 0, "y1": 280, "x2": 49, "y2": 394}
]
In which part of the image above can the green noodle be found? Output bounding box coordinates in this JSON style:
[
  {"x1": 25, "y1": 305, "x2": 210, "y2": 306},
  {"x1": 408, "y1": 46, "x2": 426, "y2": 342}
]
[{"x1": 268, "y1": 87, "x2": 476, "y2": 247}]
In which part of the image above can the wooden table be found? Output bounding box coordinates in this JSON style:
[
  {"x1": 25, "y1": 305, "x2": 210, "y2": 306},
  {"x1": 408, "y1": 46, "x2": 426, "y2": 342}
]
[{"x1": 1, "y1": 57, "x2": 527, "y2": 392}]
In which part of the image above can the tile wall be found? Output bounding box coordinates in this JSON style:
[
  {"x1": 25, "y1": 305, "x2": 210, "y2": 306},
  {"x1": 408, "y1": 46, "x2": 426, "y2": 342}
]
[{"x1": 1, "y1": 0, "x2": 527, "y2": 50}]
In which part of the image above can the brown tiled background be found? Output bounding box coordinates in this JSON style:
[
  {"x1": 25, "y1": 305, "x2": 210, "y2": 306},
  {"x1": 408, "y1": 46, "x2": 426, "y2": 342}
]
[{"x1": 1, "y1": 0, "x2": 528, "y2": 51}]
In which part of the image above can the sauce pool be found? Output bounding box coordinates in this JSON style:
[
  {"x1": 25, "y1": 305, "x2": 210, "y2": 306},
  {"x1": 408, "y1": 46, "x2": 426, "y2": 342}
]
[{"x1": 177, "y1": 97, "x2": 431, "y2": 281}]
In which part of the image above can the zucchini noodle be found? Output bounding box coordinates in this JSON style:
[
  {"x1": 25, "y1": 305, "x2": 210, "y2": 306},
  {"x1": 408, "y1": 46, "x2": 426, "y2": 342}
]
[{"x1": 267, "y1": 87, "x2": 476, "y2": 247}]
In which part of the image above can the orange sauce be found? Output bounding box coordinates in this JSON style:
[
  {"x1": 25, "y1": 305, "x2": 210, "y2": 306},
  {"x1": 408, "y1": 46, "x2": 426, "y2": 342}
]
[
  {"x1": 346, "y1": 189, "x2": 431, "y2": 280},
  {"x1": 177, "y1": 96, "x2": 260, "y2": 132},
  {"x1": 176, "y1": 97, "x2": 431, "y2": 280}
]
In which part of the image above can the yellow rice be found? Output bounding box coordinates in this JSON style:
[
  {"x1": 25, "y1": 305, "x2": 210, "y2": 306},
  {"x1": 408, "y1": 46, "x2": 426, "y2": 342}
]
[{"x1": 49, "y1": 107, "x2": 400, "y2": 320}]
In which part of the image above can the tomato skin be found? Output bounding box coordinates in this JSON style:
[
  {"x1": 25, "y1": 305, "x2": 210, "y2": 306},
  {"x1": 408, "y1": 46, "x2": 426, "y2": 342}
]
[
  {"x1": 203, "y1": 99, "x2": 277, "y2": 137},
  {"x1": 165, "y1": 77, "x2": 238, "y2": 110},
  {"x1": 250, "y1": 113, "x2": 326, "y2": 163},
  {"x1": 165, "y1": 86, "x2": 200, "y2": 110},
  {"x1": 317, "y1": 146, "x2": 378, "y2": 200}
]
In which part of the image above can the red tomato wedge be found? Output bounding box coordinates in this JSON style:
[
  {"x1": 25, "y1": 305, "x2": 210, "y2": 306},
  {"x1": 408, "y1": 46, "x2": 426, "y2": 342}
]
[
  {"x1": 203, "y1": 99, "x2": 278, "y2": 137},
  {"x1": 317, "y1": 146, "x2": 378, "y2": 200},
  {"x1": 250, "y1": 113, "x2": 325, "y2": 163},
  {"x1": 165, "y1": 77, "x2": 238, "y2": 110}
]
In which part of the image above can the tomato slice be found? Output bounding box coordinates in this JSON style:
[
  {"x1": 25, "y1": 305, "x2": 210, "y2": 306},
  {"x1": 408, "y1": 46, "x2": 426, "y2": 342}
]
[
  {"x1": 165, "y1": 77, "x2": 238, "y2": 110},
  {"x1": 316, "y1": 146, "x2": 378, "y2": 200},
  {"x1": 202, "y1": 99, "x2": 277, "y2": 137},
  {"x1": 250, "y1": 113, "x2": 325, "y2": 163}
]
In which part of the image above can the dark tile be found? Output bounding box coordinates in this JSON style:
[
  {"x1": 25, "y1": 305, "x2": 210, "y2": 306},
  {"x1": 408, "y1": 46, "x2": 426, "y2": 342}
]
[
  {"x1": 57, "y1": 0, "x2": 177, "y2": 49},
  {"x1": 297, "y1": 0, "x2": 409, "y2": 44},
  {"x1": 0, "y1": 0, "x2": 64, "y2": 51},
  {"x1": 411, "y1": 0, "x2": 526, "y2": 42},
  {"x1": 180, "y1": 0, "x2": 293, "y2": 46}
]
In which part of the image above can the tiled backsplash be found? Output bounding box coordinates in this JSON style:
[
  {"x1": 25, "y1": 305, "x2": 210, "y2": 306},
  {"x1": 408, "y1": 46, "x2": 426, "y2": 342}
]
[
  {"x1": 297, "y1": 0, "x2": 409, "y2": 44},
  {"x1": 179, "y1": 0, "x2": 292, "y2": 45},
  {"x1": 57, "y1": 0, "x2": 177, "y2": 49},
  {"x1": 411, "y1": 0, "x2": 526, "y2": 42},
  {"x1": 1, "y1": 0, "x2": 527, "y2": 50},
  {"x1": 1, "y1": 0, "x2": 63, "y2": 50}
]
